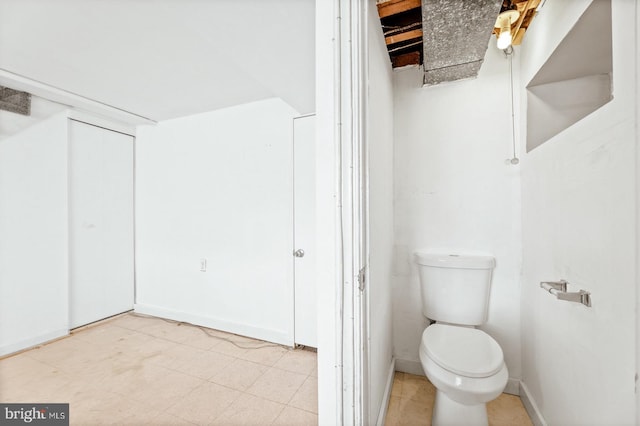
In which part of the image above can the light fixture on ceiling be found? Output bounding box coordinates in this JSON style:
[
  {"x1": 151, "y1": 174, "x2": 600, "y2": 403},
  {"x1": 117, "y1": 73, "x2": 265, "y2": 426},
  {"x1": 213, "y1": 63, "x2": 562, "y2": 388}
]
[{"x1": 494, "y1": 10, "x2": 520, "y2": 50}]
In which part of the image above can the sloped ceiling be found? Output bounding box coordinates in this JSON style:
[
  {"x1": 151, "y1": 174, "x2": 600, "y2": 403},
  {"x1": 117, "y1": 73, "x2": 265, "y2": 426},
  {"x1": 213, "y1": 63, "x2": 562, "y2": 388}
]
[{"x1": 0, "y1": 0, "x2": 315, "y2": 121}]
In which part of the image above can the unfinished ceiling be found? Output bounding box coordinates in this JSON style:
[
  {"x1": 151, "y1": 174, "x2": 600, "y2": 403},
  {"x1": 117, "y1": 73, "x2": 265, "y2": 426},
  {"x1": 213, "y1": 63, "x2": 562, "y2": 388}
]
[
  {"x1": 0, "y1": 0, "x2": 315, "y2": 121},
  {"x1": 377, "y1": 0, "x2": 540, "y2": 84}
]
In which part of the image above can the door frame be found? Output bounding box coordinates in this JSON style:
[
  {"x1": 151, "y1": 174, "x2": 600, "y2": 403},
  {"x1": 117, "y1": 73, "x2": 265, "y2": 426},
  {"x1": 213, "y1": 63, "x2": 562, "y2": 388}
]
[{"x1": 315, "y1": 0, "x2": 369, "y2": 424}]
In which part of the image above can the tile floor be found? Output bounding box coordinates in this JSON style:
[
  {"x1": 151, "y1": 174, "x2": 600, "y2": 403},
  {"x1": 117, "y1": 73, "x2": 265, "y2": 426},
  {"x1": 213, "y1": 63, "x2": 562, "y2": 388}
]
[
  {"x1": 385, "y1": 372, "x2": 533, "y2": 426},
  {"x1": 0, "y1": 313, "x2": 318, "y2": 425}
]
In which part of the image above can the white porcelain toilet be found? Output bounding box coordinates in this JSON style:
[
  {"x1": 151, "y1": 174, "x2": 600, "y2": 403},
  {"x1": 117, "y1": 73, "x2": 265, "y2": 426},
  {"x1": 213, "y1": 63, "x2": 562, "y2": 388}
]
[{"x1": 414, "y1": 252, "x2": 508, "y2": 426}]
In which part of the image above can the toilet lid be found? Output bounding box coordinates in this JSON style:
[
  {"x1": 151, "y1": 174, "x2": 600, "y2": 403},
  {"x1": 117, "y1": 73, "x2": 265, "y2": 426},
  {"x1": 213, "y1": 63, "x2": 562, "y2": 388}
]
[{"x1": 421, "y1": 324, "x2": 504, "y2": 378}]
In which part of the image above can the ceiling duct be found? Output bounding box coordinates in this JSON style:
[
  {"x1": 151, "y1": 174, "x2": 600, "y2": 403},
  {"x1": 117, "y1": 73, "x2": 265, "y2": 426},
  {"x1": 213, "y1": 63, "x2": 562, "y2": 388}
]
[
  {"x1": 422, "y1": 0, "x2": 502, "y2": 85},
  {"x1": 0, "y1": 86, "x2": 31, "y2": 116}
]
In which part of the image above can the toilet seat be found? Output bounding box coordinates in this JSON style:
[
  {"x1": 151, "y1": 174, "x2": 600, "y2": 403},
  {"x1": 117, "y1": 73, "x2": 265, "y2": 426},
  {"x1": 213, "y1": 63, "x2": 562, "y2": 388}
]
[{"x1": 421, "y1": 324, "x2": 503, "y2": 378}]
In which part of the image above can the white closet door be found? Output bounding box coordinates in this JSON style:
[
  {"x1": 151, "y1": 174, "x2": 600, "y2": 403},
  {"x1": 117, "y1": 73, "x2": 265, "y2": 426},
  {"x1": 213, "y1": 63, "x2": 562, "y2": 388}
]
[
  {"x1": 293, "y1": 115, "x2": 317, "y2": 347},
  {"x1": 69, "y1": 120, "x2": 134, "y2": 328}
]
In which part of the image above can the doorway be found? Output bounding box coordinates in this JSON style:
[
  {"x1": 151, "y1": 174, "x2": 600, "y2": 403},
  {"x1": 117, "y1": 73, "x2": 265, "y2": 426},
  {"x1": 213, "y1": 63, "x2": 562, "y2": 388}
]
[
  {"x1": 68, "y1": 120, "x2": 134, "y2": 328},
  {"x1": 293, "y1": 114, "x2": 317, "y2": 347}
]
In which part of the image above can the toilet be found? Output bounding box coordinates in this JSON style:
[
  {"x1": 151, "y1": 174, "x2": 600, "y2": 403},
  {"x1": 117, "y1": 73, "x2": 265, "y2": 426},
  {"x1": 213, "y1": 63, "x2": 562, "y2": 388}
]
[{"x1": 414, "y1": 252, "x2": 508, "y2": 426}]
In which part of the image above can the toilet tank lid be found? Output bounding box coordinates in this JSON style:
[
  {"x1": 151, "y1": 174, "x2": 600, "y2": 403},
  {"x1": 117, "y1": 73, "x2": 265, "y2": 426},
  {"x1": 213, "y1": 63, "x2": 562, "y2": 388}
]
[
  {"x1": 414, "y1": 252, "x2": 495, "y2": 269},
  {"x1": 421, "y1": 324, "x2": 504, "y2": 378}
]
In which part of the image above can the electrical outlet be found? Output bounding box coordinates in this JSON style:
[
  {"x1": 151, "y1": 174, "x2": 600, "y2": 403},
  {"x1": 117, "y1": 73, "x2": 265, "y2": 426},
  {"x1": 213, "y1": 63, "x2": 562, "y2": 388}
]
[{"x1": 200, "y1": 258, "x2": 207, "y2": 272}]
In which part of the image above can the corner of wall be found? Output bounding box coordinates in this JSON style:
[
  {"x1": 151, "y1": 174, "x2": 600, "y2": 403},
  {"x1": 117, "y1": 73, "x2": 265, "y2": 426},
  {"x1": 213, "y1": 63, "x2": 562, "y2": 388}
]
[
  {"x1": 519, "y1": 382, "x2": 548, "y2": 426},
  {"x1": 375, "y1": 357, "x2": 397, "y2": 426}
]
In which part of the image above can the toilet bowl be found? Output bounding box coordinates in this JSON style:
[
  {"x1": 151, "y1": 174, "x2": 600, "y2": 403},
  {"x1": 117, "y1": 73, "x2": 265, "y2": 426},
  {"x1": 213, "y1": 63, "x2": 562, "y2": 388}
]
[
  {"x1": 419, "y1": 324, "x2": 508, "y2": 425},
  {"x1": 414, "y1": 252, "x2": 507, "y2": 425}
]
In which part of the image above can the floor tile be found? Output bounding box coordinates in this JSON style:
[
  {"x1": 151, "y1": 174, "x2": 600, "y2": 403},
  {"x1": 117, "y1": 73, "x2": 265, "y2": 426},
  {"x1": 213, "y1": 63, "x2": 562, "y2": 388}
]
[
  {"x1": 149, "y1": 343, "x2": 235, "y2": 380},
  {"x1": 0, "y1": 313, "x2": 316, "y2": 426},
  {"x1": 273, "y1": 349, "x2": 317, "y2": 375},
  {"x1": 209, "y1": 339, "x2": 250, "y2": 358},
  {"x1": 238, "y1": 345, "x2": 288, "y2": 367},
  {"x1": 165, "y1": 381, "x2": 241, "y2": 425},
  {"x1": 390, "y1": 372, "x2": 404, "y2": 398},
  {"x1": 151, "y1": 413, "x2": 199, "y2": 425},
  {"x1": 170, "y1": 324, "x2": 223, "y2": 351},
  {"x1": 273, "y1": 405, "x2": 318, "y2": 426},
  {"x1": 399, "y1": 373, "x2": 436, "y2": 403},
  {"x1": 110, "y1": 362, "x2": 205, "y2": 411},
  {"x1": 0, "y1": 358, "x2": 74, "y2": 403},
  {"x1": 488, "y1": 393, "x2": 534, "y2": 426},
  {"x1": 214, "y1": 393, "x2": 285, "y2": 425},
  {"x1": 387, "y1": 394, "x2": 433, "y2": 425},
  {"x1": 25, "y1": 336, "x2": 104, "y2": 372},
  {"x1": 288, "y1": 376, "x2": 318, "y2": 414},
  {"x1": 109, "y1": 313, "x2": 163, "y2": 330},
  {"x1": 71, "y1": 323, "x2": 140, "y2": 346},
  {"x1": 246, "y1": 367, "x2": 307, "y2": 404},
  {"x1": 384, "y1": 372, "x2": 533, "y2": 426},
  {"x1": 136, "y1": 320, "x2": 193, "y2": 343},
  {"x1": 209, "y1": 358, "x2": 268, "y2": 391}
]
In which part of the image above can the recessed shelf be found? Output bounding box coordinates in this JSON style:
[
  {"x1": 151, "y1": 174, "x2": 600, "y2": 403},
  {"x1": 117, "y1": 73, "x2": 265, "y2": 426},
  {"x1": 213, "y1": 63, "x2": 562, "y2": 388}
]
[{"x1": 526, "y1": 0, "x2": 612, "y2": 152}]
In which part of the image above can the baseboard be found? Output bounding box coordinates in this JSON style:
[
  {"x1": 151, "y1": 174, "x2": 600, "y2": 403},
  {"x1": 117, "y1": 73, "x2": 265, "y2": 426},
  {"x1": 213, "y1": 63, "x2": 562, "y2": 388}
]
[
  {"x1": 504, "y1": 378, "x2": 521, "y2": 395},
  {"x1": 376, "y1": 357, "x2": 396, "y2": 426},
  {"x1": 520, "y1": 381, "x2": 547, "y2": 426},
  {"x1": 0, "y1": 328, "x2": 68, "y2": 358},
  {"x1": 394, "y1": 358, "x2": 424, "y2": 376},
  {"x1": 133, "y1": 303, "x2": 293, "y2": 346}
]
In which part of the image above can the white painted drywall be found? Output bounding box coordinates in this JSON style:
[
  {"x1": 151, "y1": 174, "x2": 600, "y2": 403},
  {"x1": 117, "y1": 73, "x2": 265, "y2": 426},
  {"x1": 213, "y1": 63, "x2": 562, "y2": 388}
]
[
  {"x1": 135, "y1": 98, "x2": 298, "y2": 345},
  {"x1": 0, "y1": 109, "x2": 69, "y2": 356},
  {"x1": 366, "y1": 1, "x2": 395, "y2": 423},
  {"x1": 519, "y1": 0, "x2": 637, "y2": 424},
  {"x1": 392, "y1": 44, "x2": 523, "y2": 381}
]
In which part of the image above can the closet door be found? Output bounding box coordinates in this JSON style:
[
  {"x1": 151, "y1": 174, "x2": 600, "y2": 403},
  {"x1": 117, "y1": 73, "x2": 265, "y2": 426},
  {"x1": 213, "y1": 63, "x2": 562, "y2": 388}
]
[
  {"x1": 293, "y1": 115, "x2": 317, "y2": 347},
  {"x1": 69, "y1": 120, "x2": 134, "y2": 328}
]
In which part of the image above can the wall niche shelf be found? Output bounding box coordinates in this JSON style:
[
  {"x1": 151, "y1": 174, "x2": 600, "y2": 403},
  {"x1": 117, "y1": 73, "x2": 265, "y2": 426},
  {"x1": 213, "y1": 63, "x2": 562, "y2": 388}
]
[{"x1": 526, "y1": 0, "x2": 612, "y2": 152}]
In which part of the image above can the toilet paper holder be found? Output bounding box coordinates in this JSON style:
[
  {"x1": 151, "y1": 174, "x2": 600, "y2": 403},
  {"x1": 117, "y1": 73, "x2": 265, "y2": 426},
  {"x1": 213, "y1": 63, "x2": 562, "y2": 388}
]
[{"x1": 540, "y1": 280, "x2": 592, "y2": 307}]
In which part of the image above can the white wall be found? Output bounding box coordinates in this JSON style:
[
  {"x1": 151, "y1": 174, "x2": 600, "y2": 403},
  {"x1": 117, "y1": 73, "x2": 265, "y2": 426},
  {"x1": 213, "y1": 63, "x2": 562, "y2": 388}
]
[
  {"x1": 392, "y1": 44, "x2": 523, "y2": 385},
  {"x1": 366, "y1": 0, "x2": 395, "y2": 423},
  {"x1": 0, "y1": 109, "x2": 69, "y2": 356},
  {"x1": 135, "y1": 98, "x2": 298, "y2": 345},
  {"x1": 519, "y1": 0, "x2": 637, "y2": 424}
]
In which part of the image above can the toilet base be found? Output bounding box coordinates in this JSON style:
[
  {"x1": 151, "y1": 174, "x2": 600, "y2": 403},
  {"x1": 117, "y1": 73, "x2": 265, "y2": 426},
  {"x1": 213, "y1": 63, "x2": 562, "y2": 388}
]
[{"x1": 433, "y1": 390, "x2": 488, "y2": 426}]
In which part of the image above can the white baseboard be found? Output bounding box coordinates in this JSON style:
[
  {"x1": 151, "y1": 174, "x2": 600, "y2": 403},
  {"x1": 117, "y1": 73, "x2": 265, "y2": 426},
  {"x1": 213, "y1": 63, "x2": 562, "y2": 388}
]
[
  {"x1": 133, "y1": 303, "x2": 293, "y2": 346},
  {"x1": 376, "y1": 357, "x2": 396, "y2": 426},
  {"x1": 394, "y1": 358, "x2": 424, "y2": 376},
  {"x1": 520, "y1": 381, "x2": 547, "y2": 426},
  {"x1": 0, "y1": 328, "x2": 69, "y2": 357}
]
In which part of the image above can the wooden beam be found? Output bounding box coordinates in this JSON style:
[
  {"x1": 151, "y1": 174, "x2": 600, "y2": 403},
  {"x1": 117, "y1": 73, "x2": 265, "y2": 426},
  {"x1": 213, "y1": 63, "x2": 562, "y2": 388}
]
[
  {"x1": 513, "y1": 28, "x2": 526, "y2": 45},
  {"x1": 511, "y1": 0, "x2": 534, "y2": 45},
  {"x1": 385, "y1": 29, "x2": 422, "y2": 45},
  {"x1": 391, "y1": 51, "x2": 421, "y2": 68},
  {"x1": 377, "y1": 0, "x2": 421, "y2": 19}
]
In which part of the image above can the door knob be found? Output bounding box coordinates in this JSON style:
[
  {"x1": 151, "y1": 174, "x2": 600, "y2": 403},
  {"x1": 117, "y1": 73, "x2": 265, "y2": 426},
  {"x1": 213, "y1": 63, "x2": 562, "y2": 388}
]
[{"x1": 294, "y1": 249, "x2": 305, "y2": 258}]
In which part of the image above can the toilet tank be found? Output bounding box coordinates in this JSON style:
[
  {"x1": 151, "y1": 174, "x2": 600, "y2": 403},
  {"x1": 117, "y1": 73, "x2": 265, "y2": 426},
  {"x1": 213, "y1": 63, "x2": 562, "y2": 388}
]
[{"x1": 415, "y1": 252, "x2": 496, "y2": 326}]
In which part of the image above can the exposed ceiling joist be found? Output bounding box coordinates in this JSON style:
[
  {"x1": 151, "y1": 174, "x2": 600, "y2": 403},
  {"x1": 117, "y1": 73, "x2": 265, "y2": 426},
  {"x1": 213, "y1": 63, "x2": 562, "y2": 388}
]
[
  {"x1": 377, "y1": 0, "x2": 421, "y2": 18},
  {"x1": 376, "y1": 0, "x2": 424, "y2": 68},
  {"x1": 377, "y1": 0, "x2": 541, "y2": 85}
]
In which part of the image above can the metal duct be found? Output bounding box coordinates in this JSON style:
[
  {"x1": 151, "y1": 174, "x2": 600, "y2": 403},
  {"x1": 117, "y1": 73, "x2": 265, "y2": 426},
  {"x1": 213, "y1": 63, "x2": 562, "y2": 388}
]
[
  {"x1": 0, "y1": 86, "x2": 31, "y2": 116},
  {"x1": 422, "y1": 0, "x2": 502, "y2": 85}
]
